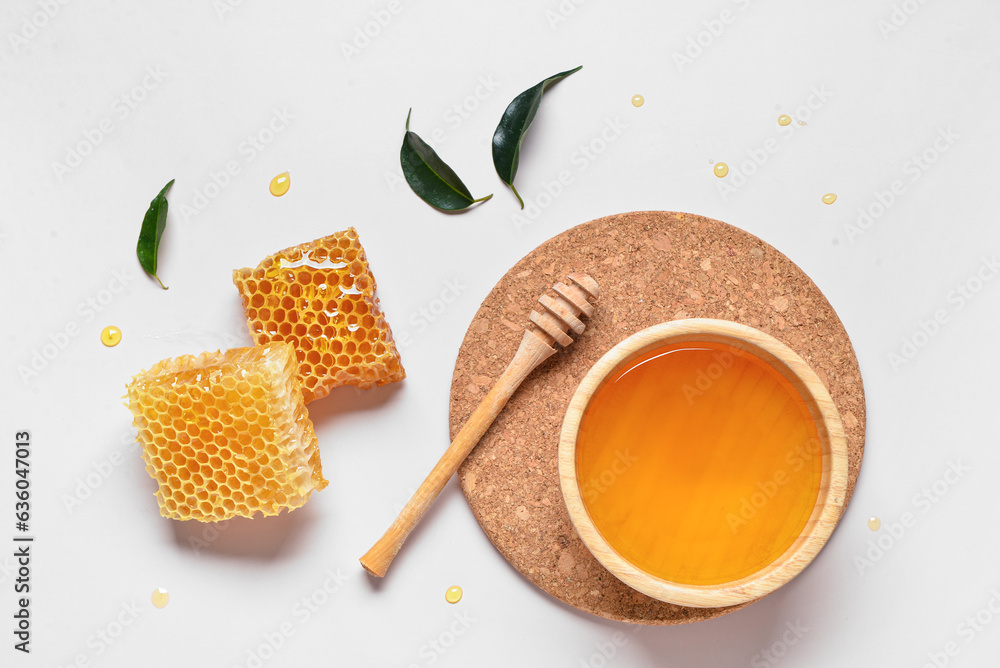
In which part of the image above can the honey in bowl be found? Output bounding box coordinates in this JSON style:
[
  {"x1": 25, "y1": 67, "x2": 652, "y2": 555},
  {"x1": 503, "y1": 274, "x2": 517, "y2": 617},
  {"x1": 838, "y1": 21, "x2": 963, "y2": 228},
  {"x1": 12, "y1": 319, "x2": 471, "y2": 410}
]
[{"x1": 575, "y1": 340, "x2": 823, "y2": 586}]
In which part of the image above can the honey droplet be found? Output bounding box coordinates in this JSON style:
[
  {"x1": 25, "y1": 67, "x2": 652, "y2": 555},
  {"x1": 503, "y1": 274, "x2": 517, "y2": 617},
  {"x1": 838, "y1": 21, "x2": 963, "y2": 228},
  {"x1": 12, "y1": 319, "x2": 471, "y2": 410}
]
[
  {"x1": 822, "y1": 193, "x2": 837, "y2": 205},
  {"x1": 797, "y1": 120, "x2": 806, "y2": 126},
  {"x1": 713, "y1": 162, "x2": 729, "y2": 178},
  {"x1": 778, "y1": 114, "x2": 792, "y2": 126},
  {"x1": 151, "y1": 588, "x2": 170, "y2": 609},
  {"x1": 868, "y1": 517, "x2": 881, "y2": 532},
  {"x1": 445, "y1": 585, "x2": 463, "y2": 604},
  {"x1": 101, "y1": 326, "x2": 122, "y2": 347},
  {"x1": 631, "y1": 94, "x2": 644, "y2": 108},
  {"x1": 269, "y1": 172, "x2": 291, "y2": 197}
]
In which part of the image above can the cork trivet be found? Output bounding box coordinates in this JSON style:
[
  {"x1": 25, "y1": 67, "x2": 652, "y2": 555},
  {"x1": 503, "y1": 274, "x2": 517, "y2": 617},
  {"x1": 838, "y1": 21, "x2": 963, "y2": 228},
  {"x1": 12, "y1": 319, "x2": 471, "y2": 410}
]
[{"x1": 448, "y1": 211, "x2": 866, "y2": 625}]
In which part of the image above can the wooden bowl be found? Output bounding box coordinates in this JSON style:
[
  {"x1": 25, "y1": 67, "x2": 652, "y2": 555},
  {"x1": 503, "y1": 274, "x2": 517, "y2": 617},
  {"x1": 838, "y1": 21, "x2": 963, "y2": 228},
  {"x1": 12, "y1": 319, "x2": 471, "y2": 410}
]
[{"x1": 558, "y1": 319, "x2": 849, "y2": 608}]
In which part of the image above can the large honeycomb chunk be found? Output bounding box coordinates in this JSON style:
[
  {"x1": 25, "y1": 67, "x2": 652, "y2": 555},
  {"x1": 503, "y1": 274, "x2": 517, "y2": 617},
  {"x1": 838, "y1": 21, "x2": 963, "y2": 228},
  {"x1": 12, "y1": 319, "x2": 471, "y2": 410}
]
[
  {"x1": 127, "y1": 343, "x2": 327, "y2": 522},
  {"x1": 232, "y1": 228, "x2": 405, "y2": 403}
]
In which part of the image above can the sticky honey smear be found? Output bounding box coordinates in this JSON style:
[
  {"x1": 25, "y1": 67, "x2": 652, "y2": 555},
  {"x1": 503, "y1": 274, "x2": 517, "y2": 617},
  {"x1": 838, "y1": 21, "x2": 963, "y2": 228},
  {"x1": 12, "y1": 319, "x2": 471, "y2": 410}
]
[
  {"x1": 232, "y1": 228, "x2": 405, "y2": 403},
  {"x1": 127, "y1": 342, "x2": 327, "y2": 522}
]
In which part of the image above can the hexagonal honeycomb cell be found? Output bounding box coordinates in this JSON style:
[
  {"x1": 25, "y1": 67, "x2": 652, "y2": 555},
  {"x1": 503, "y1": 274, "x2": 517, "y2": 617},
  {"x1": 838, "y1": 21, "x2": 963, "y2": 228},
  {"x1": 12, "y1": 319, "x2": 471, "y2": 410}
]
[
  {"x1": 126, "y1": 342, "x2": 328, "y2": 522},
  {"x1": 232, "y1": 228, "x2": 405, "y2": 403}
]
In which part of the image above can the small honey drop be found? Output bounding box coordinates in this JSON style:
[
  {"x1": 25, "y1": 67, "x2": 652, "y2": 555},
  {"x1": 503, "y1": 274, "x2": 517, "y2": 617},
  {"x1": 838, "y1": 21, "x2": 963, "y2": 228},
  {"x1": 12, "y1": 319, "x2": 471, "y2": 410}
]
[
  {"x1": 269, "y1": 172, "x2": 291, "y2": 197},
  {"x1": 445, "y1": 586, "x2": 463, "y2": 604},
  {"x1": 101, "y1": 326, "x2": 122, "y2": 347},
  {"x1": 798, "y1": 121, "x2": 806, "y2": 126},
  {"x1": 822, "y1": 193, "x2": 837, "y2": 205},
  {"x1": 868, "y1": 517, "x2": 881, "y2": 532},
  {"x1": 631, "y1": 94, "x2": 645, "y2": 108},
  {"x1": 713, "y1": 162, "x2": 729, "y2": 178},
  {"x1": 778, "y1": 114, "x2": 792, "y2": 126},
  {"x1": 151, "y1": 588, "x2": 170, "y2": 609}
]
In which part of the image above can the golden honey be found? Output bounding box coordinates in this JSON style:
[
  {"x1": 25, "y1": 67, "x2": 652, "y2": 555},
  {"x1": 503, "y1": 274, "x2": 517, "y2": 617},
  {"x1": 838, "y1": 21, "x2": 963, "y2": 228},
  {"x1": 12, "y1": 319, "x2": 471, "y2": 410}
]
[
  {"x1": 778, "y1": 114, "x2": 792, "y2": 126},
  {"x1": 151, "y1": 588, "x2": 170, "y2": 609},
  {"x1": 101, "y1": 325, "x2": 122, "y2": 347},
  {"x1": 445, "y1": 586, "x2": 463, "y2": 603},
  {"x1": 232, "y1": 228, "x2": 405, "y2": 403},
  {"x1": 822, "y1": 193, "x2": 837, "y2": 205},
  {"x1": 576, "y1": 340, "x2": 823, "y2": 585},
  {"x1": 269, "y1": 172, "x2": 291, "y2": 197},
  {"x1": 713, "y1": 162, "x2": 729, "y2": 178},
  {"x1": 631, "y1": 94, "x2": 645, "y2": 108},
  {"x1": 127, "y1": 342, "x2": 327, "y2": 522}
]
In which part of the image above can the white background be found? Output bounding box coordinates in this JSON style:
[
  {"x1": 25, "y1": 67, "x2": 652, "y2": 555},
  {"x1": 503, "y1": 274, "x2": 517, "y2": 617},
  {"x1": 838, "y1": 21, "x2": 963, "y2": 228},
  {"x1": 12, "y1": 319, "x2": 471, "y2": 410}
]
[{"x1": 2, "y1": 1, "x2": 999, "y2": 666}]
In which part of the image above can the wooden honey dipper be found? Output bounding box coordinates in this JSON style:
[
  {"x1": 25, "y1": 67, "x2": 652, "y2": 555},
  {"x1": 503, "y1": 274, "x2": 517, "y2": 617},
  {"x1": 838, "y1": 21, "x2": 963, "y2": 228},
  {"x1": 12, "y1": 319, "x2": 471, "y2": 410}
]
[{"x1": 360, "y1": 273, "x2": 599, "y2": 577}]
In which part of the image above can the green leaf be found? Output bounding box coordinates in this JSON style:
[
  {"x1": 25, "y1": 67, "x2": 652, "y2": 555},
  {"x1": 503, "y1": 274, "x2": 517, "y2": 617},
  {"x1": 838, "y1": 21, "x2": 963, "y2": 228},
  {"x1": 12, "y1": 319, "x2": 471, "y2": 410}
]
[
  {"x1": 400, "y1": 109, "x2": 492, "y2": 211},
  {"x1": 492, "y1": 66, "x2": 582, "y2": 209},
  {"x1": 136, "y1": 179, "x2": 174, "y2": 289}
]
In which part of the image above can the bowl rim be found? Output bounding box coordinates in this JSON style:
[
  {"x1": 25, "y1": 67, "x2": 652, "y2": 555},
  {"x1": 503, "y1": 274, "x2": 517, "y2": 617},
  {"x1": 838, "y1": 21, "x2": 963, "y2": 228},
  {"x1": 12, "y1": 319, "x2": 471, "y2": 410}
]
[{"x1": 557, "y1": 318, "x2": 849, "y2": 608}]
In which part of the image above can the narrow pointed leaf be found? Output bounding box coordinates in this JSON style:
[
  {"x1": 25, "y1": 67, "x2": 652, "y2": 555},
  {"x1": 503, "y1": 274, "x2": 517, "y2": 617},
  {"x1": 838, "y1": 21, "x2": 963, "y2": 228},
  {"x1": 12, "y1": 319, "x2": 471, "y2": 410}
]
[
  {"x1": 136, "y1": 179, "x2": 174, "y2": 289},
  {"x1": 400, "y1": 109, "x2": 492, "y2": 211},
  {"x1": 492, "y1": 66, "x2": 582, "y2": 208}
]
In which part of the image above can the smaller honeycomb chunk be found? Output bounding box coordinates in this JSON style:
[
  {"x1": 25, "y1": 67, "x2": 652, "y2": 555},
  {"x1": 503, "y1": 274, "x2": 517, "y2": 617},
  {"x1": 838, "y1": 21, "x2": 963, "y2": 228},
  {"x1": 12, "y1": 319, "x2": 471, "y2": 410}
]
[
  {"x1": 232, "y1": 227, "x2": 405, "y2": 403},
  {"x1": 126, "y1": 342, "x2": 327, "y2": 522}
]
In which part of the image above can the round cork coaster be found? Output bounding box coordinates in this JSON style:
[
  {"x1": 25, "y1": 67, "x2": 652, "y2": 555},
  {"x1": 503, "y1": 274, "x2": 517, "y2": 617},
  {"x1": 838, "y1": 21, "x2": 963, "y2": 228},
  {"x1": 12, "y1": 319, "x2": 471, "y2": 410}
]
[{"x1": 448, "y1": 211, "x2": 866, "y2": 625}]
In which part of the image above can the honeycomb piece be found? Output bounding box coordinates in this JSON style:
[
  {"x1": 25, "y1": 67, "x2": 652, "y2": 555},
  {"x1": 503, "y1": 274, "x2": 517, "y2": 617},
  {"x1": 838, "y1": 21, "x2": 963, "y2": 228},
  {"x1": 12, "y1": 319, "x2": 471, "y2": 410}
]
[
  {"x1": 126, "y1": 343, "x2": 327, "y2": 522},
  {"x1": 232, "y1": 228, "x2": 405, "y2": 403}
]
